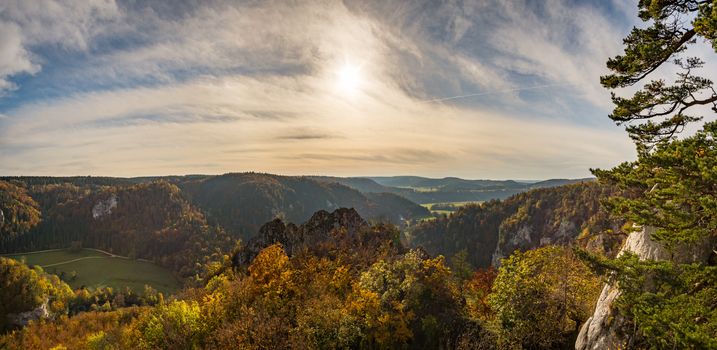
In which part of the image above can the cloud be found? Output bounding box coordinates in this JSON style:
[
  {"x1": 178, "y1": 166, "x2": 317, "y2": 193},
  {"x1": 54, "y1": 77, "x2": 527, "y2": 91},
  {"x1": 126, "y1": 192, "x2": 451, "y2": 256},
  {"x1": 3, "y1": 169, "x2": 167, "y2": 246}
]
[
  {"x1": 0, "y1": 0, "x2": 121, "y2": 49},
  {"x1": 0, "y1": 70, "x2": 634, "y2": 178},
  {"x1": 1, "y1": 0, "x2": 630, "y2": 106},
  {"x1": 0, "y1": 0, "x2": 121, "y2": 95},
  {"x1": 0, "y1": 21, "x2": 39, "y2": 94},
  {"x1": 276, "y1": 130, "x2": 338, "y2": 141},
  {"x1": 290, "y1": 148, "x2": 451, "y2": 165},
  {"x1": 476, "y1": 1, "x2": 626, "y2": 108},
  {"x1": 0, "y1": 0, "x2": 643, "y2": 178}
]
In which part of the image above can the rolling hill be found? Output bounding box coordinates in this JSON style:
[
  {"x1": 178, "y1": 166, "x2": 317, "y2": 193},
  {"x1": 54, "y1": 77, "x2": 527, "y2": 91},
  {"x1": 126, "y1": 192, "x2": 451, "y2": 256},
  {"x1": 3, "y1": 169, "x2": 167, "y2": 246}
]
[
  {"x1": 0, "y1": 173, "x2": 431, "y2": 249},
  {"x1": 177, "y1": 173, "x2": 430, "y2": 240},
  {"x1": 311, "y1": 175, "x2": 594, "y2": 204}
]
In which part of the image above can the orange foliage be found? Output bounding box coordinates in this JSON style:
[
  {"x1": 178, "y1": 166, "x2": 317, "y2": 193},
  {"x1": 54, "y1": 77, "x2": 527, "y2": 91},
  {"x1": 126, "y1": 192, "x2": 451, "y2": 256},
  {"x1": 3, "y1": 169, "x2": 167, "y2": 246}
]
[{"x1": 464, "y1": 267, "x2": 498, "y2": 320}]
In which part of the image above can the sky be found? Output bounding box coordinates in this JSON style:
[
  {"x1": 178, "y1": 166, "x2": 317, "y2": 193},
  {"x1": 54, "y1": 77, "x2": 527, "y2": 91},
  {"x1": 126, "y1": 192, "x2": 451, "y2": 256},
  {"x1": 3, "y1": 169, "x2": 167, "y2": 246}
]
[{"x1": 0, "y1": 0, "x2": 678, "y2": 179}]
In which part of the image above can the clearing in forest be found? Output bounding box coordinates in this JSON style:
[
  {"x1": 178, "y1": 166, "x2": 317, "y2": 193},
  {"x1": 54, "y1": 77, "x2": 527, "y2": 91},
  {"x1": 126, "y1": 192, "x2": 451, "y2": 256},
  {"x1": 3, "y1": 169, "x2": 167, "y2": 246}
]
[{"x1": 3, "y1": 248, "x2": 180, "y2": 295}]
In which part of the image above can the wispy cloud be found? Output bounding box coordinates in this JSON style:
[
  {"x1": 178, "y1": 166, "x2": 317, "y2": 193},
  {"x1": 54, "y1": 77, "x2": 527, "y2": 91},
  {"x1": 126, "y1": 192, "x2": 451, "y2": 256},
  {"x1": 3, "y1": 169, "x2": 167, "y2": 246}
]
[
  {"x1": 422, "y1": 83, "x2": 575, "y2": 103},
  {"x1": 0, "y1": 0, "x2": 121, "y2": 93},
  {"x1": 277, "y1": 130, "x2": 338, "y2": 141},
  {"x1": 0, "y1": 0, "x2": 649, "y2": 178}
]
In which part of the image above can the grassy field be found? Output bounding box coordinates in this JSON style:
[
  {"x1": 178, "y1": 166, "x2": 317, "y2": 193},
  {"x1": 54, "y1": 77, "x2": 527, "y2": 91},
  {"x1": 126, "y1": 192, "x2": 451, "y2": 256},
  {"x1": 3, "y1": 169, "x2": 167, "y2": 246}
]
[
  {"x1": 420, "y1": 201, "x2": 483, "y2": 214},
  {"x1": 399, "y1": 186, "x2": 439, "y2": 192},
  {"x1": 428, "y1": 209, "x2": 454, "y2": 215},
  {"x1": 3, "y1": 249, "x2": 180, "y2": 295}
]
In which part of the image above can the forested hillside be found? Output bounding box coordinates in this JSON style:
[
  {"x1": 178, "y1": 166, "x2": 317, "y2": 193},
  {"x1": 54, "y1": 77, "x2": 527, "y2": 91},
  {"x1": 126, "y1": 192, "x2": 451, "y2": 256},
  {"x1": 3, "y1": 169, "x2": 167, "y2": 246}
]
[
  {"x1": 0, "y1": 209, "x2": 602, "y2": 349},
  {"x1": 0, "y1": 174, "x2": 430, "y2": 278},
  {"x1": 0, "y1": 181, "x2": 41, "y2": 243},
  {"x1": 1, "y1": 180, "x2": 232, "y2": 279},
  {"x1": 1, "y1": 176, "x2": 620, "y2": 279},
  {"x1": 177, "y1": 173, "x2": 429, "y2": 240},
  {"x1": 407, "y1": 182, "x2": 626, "y2": 268}
]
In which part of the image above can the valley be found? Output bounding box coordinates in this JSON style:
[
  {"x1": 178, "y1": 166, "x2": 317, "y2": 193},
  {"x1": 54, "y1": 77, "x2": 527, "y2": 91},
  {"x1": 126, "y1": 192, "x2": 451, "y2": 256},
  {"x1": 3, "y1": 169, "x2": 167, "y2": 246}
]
[
  {"x1": 1, "y1": 169, "x2": 715, "y2": 349},
  {"x1": 311, "y1": 175, "x2": 592, "y2": 204},
  {"x1": 0, "y1": 173, "x2": 596, "y2": 296},
  {"x1": 0, "y1": 178, "x2": 626, "y2": 348},
  {"x1": 2, "y1": 0, "x2": 717, "y2": 348}
]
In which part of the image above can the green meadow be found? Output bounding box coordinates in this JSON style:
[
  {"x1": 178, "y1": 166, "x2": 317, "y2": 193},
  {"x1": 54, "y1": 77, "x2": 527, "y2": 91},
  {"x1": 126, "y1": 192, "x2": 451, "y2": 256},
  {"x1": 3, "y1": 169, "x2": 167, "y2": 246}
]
[
  {"x1": 4, "y1": 249, "x2": 180, "y2": 295},
  {"x1": 421, "y1": 201, "x2": 484, "y2": 215}
]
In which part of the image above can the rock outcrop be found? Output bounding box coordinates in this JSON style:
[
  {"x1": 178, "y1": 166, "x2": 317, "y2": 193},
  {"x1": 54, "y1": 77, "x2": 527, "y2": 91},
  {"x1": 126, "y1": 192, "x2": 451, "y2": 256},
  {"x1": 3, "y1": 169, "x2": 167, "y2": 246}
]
[
  {"x1": 575, "y1": 226, "x2": 717, "y2": 349},
  {"x1": 6, "y1": 301, "x2": 49, "y2": 327},
  {"x1": 232, "y1": 208, "x2": 369, "y2": 266},
  {"x1": 92, "y1": 194, "x2": 118, "y2": 219},
  {"x1": 492, "y1": 220, "x2": 579, "y2": 266}
]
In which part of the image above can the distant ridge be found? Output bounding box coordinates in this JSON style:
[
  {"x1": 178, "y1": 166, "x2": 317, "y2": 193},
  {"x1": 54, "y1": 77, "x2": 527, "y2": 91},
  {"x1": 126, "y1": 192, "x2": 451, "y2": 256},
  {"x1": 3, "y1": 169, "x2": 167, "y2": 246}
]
[
  {"x1": 311, "y1": 175, "x2": 594, "y2": 204},
  {"x1": 0, "y1": 174, "x2": 594, "y2": 211}
]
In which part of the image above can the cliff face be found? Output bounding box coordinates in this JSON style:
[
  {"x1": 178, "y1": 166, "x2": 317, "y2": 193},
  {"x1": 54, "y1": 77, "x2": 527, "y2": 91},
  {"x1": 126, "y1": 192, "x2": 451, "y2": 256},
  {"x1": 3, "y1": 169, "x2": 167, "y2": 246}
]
[
  {"x1": 491, "y1": 220, "x2": 578, "y2": 266},
  {"x1": 491, "y1": 214, "x2": 626, "y2": 267},
  {"x1": 575, "y1": 227, "x2": 717, "y2": 350},
  {"x1": 574, "y1": 227, "x2": 660, "y2": 350},
  {"x1": 410, "y1": 182, "x2": 625, "y2": 269}
]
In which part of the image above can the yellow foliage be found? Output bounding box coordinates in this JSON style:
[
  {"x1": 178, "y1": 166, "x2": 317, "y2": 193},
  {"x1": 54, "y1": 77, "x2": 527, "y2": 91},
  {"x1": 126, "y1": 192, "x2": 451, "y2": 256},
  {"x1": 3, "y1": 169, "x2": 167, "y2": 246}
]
[
  {"x1": 201, "y1": 292, "x2": 226, "y2": 326},
  {"x1": 330, "y1": 265, "x2": 351, "y2": 293},
  {"x1": 345, "y1": 286, "x2": 380, "y2": 318},
  {"x1": 248, "y1": 244, "x2": 290, "y2": 286}
]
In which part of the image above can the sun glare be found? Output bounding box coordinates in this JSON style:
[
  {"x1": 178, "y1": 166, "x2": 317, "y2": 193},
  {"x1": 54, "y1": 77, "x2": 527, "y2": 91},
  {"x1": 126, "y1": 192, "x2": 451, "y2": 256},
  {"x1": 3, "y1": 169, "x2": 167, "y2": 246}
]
[{"x1": 337, "y1": 63, "x2": 362, "y2": 95}]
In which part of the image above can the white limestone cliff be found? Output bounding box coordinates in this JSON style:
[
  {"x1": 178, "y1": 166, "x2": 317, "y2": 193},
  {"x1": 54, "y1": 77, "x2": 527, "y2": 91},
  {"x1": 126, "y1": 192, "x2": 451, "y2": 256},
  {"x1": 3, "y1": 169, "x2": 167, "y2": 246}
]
[{"x1": 92, "y1": 194, "x2": 118, "y2": 219}]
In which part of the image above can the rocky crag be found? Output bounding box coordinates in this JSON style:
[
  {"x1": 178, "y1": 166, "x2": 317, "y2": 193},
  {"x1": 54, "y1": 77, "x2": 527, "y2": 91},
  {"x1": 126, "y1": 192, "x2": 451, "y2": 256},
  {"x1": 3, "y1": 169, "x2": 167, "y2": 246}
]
[{"x1": 232, "y1": 208, "x2": 398, "y2": 266}]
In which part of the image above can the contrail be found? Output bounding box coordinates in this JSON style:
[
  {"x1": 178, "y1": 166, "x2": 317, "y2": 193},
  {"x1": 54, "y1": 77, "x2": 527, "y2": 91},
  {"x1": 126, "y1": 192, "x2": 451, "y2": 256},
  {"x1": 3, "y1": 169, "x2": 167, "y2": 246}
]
[{"x1": 422, "y1": 83, "x2": 572, "y2": 103}]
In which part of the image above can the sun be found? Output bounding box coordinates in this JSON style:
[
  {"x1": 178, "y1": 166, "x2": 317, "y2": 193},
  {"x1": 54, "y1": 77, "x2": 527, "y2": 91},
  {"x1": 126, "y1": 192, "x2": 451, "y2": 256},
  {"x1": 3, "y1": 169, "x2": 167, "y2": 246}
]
[{"x1": 336, "y1": 63, "x2": 362, "y2": 95}]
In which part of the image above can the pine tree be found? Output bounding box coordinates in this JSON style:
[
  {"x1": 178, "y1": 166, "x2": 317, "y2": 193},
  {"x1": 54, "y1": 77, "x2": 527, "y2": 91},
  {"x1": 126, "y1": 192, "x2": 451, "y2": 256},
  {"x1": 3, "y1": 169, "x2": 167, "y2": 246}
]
[
  {"x1": 585, "y1": 1, "x2": 717, "y2": 347},
  {"x1": 601, "y1": 0, "x2": 717, "y2": 151}
]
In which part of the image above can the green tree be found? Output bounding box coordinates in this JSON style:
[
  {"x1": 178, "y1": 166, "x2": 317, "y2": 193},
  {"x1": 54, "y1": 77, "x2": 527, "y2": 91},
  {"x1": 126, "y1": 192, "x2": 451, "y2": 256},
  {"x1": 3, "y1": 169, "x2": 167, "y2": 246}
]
[
  {"x1": 488, "y1": 246, "x2": 600, "y2": 349},
  {"x1": 587, "y1": 121, "x2": 717, "y2": 347},
  {"x1": 585, "y1": 1, "x2": 717, "y2": 347},
  {"x1": 578, "y1": 250, "x2": 717, "y2": 349},
  {"x1": 132, "y1": 300, "x2": 206, "y2": 350},
  {"x1": 450, "y1": 249, "x2": 474, "y2": 281},
  {"x1": 600, "y1": 0, "x2": 717, "y2": 150},
  {"x1": 594, "y1": 122, "x2": 717, "y2": 244}
]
